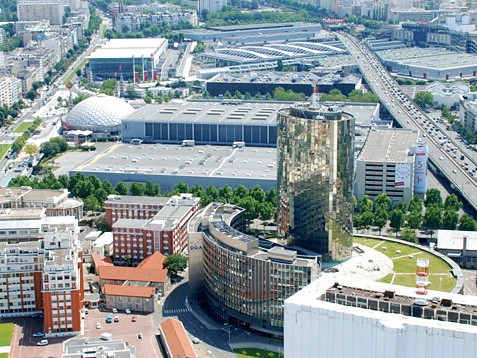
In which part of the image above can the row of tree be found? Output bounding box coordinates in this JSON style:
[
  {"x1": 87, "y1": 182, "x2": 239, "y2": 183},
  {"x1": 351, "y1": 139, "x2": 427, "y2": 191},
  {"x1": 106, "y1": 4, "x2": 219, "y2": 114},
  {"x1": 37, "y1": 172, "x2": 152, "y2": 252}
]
[
  {"x1": 0, "y1": 100, "x2": 26, "y2": 128},
  {"x1": 354, "y1": 189, "x2": 476, "y2": 242},
  {"x1": 11, "y1": 118, "x2": 42, "y2": 154},
  {"x1": 9, "y1": 173, "x2": 278, "y2": 221},
  {"x1": 212, "y1": 87, "x2": 307, "y2": 102},
  {"x1": 320, "y1": 89, "x2": 379, "y2": 103}
]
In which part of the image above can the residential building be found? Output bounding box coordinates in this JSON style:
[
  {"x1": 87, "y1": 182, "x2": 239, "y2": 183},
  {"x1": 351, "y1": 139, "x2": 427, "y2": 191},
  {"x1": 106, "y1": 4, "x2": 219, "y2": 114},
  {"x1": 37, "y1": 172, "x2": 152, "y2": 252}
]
[
  {"x1": 426, "y1": 81, "x2": 469, "y2": 108},
  {"x1": 98, "y1": 251, "x2": 169, "y2": 296},
  {"x1": 277, "y1": 101, "x2": 355, "y2": 261},
  {"x1": 112, "y1": 194, "x2": 200, "y2": 261},
  {"x1": 0, "y1": 222, "x2": 84, "y2": 336},
  {"x1": 62, "y1": 338, "x2": 136, "y2": 358},
  {"x1": 17, "y1": 0, "x2": 64, "y2": 25},
  {"x1": 159, "y1": 318, "x2": 197, "y2": 358},
  {"x1": 105, "y1": 195, "x2": 169, "y2": 227},
  {"x1": 285, "y1": 276, "x2": 477, "y2": 358},
  {"x1": 459, "y1": 92, "x2": 477, "y2": 132},
  {"x1": 0, "y1": 29, "x2": 6, "y2": 46},
  {"x1": 92, "y1": 232, "x2": 113, "y2": 256},
  {"x1": 355, "y1": 128, "x2": 423, "y2": 203},
  {"x1": 436, "y1": 229, "x2": 477, "y2": 268},
  {"x1": 114, "y1": 11, "x2": 197, "y2": 33},
  {"x1": 103, "y1": 284, "x2": 155, "y2": 313},
  {"x1": 188, "y1": 202, "x2": 320, "y2": 336},
  {"x1": 0, "y1": 77, "x2": 22, "y2": 106},
  {"x1": 0, "y1": 187, "x2": 83, "y2": 220},
  {"x1": 88, "y1": 38, "x2": 168, "y2": 81},
  {"x1": 0, "y1": 208, "x2": 78, "y2": 243},
  {"x1": 198, "y1": 0, "x2": 227, "y2": 18}
]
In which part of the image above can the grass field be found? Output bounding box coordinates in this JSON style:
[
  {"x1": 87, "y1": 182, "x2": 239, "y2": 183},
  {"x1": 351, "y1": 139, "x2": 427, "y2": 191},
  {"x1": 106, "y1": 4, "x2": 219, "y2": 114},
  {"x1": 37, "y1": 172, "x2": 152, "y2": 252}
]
[
  {"x1": 235, "y1": 348, "x2": 284, "y2": 358},
  {"x1": 355, "y1": 237, "x2": 456, "y2": 292},
  {"x1": 0, "y1": 353, "x2": 8, "y2": 358},
  {"x1": 0, "y1": 323, "x2": 15, "y2": 346},
  {"x1": 64, "y1": 58, "x2": 89, "y2": 85},
  {"x1": 14, "y1": 121, "x2": 32, "y2": 133},
  {"x1": 0, "y1": 144, "x2": 11, "y2": 160}
]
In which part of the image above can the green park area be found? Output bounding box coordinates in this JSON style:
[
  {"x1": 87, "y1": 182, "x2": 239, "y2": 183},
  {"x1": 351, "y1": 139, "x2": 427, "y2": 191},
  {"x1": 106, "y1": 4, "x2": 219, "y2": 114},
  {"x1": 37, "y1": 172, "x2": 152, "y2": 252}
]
[
  {"x1": 235, "y1": 348, "x2": 284, "y2": 358},
  {"x1": 0, "y1": 322, "x2": 15, "y2": 347},
  {"x1": 0, "y1": 144, "x2": 11, "y2": 160},
  {"x1": 354, "y1": 237, "x2": 456, "y2": 292},
  {"x1": 14, "y1": 121, "x2": 33, "y2": 133}
]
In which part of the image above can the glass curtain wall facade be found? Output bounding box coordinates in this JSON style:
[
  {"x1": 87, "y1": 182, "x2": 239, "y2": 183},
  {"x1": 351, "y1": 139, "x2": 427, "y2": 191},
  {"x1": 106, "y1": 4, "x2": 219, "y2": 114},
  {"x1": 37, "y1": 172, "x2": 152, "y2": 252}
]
[{"x1": 277, "y1": 104, "x2": 355, "y2": 261}]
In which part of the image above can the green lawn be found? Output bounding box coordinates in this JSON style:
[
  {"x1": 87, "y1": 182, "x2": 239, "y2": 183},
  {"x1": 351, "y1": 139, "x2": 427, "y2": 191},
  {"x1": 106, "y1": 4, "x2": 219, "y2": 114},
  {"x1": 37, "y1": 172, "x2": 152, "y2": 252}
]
[
  {"x1": 64, "y1": 58, "x2": 89, "y2": 85},
  {"x1": 235, "y1": 348, "x2": 284, "y2": 358},
  {"x1": 355, "y1": 237, "x2": 456, "y2": 292},
  {"x1": 0, "y1": 323, "x2": 15, "y2": 346},
  {"x1": 14, "y1": 121, "x2": 32, "y2": 133},
  {"x1": 0, "y1": 144, "x2": 11, "y2": 160},
  {"x1": 0, "y1": 353, "x2": 8, "y2": 358}
]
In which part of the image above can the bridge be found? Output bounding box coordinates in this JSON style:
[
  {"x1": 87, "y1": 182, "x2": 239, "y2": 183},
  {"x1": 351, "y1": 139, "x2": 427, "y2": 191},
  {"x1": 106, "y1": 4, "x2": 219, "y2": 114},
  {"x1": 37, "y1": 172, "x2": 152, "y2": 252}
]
[{"x1": 337, "y1": 31, "x2": 477, "y2": 212}]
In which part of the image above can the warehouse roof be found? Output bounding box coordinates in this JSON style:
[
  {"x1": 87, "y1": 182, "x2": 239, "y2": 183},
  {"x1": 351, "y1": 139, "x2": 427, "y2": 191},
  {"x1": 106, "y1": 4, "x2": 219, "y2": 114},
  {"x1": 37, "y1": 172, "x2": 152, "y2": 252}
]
[
  {"x1": 437, "y1": 229, "x2": 477, "y2": 251},
  {"x1": 89, "y1": 38, "x2": 167, "y2": 59}
]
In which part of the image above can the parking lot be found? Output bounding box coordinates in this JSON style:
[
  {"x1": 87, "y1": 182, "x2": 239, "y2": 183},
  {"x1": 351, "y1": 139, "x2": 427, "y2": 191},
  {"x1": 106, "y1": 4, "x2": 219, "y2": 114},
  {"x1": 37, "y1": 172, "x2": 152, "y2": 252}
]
[{"x1": 82, "y1": 308, "x2": 163, "y2": 357}]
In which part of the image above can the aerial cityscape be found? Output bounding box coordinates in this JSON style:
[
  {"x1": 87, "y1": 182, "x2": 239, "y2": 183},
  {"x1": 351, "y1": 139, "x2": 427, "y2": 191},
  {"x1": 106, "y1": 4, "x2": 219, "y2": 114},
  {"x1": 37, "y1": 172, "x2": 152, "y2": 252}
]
[{"x1": 1, "y1": 0, "x2": 477, "y2": 356}]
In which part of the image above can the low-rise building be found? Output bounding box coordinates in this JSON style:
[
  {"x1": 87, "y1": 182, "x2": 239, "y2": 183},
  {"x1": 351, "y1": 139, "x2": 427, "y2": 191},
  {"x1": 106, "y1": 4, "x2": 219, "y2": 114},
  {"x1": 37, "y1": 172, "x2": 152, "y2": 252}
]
[
  {"x1": 103, "y1": 284, "x2": 156, "y2": 313},
  {"x1": 92, "y1": 232, "x2": 113, "y2": 256},
  {"x1": 62, "y1": 337, "x2": 136, "y2": 358},
  {"x1": 355, "y1": 128, "x2": 424, "y2": 202},
  {"x1": 112, "y1": 194, "x2": 200, "y2": 261},
  {"x1": 159, "y1": 318, "x2": 197, "y2": 358},
  {"x1": 426, "y1": 81, "x2": 469, "y2": 108},
  {"x1": 285, "y1": 276, "x2": 477, "y2": 358},
  {"x1": 0, "y1": 187, "x2": 83, "y2": 220},
  {"x1": 436, "y1": 229, "x2": 477, "y2": 268}
]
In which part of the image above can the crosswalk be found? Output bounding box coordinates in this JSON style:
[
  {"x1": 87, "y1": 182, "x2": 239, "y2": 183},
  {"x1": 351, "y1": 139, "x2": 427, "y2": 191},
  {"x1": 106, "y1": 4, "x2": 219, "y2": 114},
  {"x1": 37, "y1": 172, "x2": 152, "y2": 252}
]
[{"x1": 163, "y1": 307, "x2": 191, "y2": 315}]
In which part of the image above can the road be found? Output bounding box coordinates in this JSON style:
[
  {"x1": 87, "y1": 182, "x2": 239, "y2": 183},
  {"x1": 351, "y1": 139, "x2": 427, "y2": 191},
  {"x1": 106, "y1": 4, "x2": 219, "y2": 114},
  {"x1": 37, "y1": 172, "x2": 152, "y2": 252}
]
[{"x1": 337, "y1": 32, "x2": 477, "y2": 212}]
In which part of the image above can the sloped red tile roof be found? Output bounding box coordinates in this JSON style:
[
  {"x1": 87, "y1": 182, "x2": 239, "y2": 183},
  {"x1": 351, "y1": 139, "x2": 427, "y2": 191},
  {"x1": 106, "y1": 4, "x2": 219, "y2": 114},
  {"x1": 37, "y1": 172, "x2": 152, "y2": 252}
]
[
  {"x1": 159, "y1": 318, "x2": 197, "y2": 358},
  {"x1": 99, "y1": 265, "x2": 167, "y2": 283},
  {"x1": 137, "y1": 251, "x2": 165, "y2": 270},
  {"x1": 92, "y1": 253, "x2": 113, "y2": 268}
]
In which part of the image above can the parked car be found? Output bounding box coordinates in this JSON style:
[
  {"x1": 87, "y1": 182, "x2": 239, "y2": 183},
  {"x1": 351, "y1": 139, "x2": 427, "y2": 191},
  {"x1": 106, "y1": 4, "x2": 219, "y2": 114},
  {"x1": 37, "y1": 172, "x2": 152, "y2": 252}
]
[
  {"x1": 125, "y1": 308, "x2": 131, "y2": 314},
  {"x1": 106, "y1": 314, "x2": 112, "y2": 323},
  {"x1": 96, "y1": 322, "x2": 102, "y2": 329},
  {"x1": 30, "y1": 313, "x2": 43, "y2": 318},
  {"x1": 114, "y1": 316, "x2": 119, "y2": 322},
  {"x1": 32, "y1": 332, "x2": 45, "y2": 338},
  {"x1": 192, "y1": 337, "x2": 201, "y2": 344},
  {"x1": 112, "y1": 308, "x2": 118, "y2": 314},
  {"x1": 131, "y1": 316, "x2": 137, "y2": 322},
  {"x1": 83, "y1": 308, "x2": 89, "y2": 314},
  {"x1": 36, "y1": 339, "x2": 48, "y2": 346}
]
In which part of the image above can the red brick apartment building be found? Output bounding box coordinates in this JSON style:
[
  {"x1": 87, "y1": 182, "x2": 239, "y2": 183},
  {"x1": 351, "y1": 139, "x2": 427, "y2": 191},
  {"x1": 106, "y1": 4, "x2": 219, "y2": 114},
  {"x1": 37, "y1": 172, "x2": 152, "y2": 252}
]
[
  {"x1": 111, "y1": 194, "x2": 200, "y2": 263},
  {"x1": 105, "y1": 195, "x2": 169, "y2": 227}
]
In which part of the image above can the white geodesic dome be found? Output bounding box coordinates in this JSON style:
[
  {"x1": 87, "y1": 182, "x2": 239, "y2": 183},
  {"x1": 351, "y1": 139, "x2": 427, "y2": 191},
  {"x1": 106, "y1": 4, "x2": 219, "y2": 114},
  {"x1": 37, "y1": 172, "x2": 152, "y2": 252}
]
[{"x1": 64, "y1": 94, "x2": 135, "y2": 132}]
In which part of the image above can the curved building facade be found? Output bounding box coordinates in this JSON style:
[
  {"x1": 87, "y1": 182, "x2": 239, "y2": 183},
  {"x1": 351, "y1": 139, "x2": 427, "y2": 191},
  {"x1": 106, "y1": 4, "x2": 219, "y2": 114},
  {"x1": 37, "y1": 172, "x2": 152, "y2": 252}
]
[
  {"x1": 188, "y1": 203, "x2": 319, "y2": 336},
  {"x1": 277, "y1": 102, "x2": 355, "y2": 261}
]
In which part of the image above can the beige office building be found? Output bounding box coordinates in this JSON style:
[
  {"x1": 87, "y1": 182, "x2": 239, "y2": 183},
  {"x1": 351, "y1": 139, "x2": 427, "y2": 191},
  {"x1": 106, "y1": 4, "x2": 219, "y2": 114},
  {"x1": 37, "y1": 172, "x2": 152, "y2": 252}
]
[{"x1": 17, "y1": 0, "x2": 64, "y2": 25}]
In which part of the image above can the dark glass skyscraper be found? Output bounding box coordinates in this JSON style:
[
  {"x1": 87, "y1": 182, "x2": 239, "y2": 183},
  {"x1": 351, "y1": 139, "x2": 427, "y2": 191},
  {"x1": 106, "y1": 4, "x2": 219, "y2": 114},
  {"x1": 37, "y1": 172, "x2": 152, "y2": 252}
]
[{"x1": 277, "y1": 102, "x2": 355, "y2": 261}]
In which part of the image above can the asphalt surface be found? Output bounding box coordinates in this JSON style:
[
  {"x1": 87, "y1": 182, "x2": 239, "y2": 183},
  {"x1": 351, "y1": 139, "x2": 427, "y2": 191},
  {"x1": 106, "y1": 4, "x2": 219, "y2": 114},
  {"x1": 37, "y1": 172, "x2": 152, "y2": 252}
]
[
  {"x1": 337, "y1": 32, "x2": 477, "y2": 213},
  {"x1": 463, "y1": 269, "x2": 477, "y2": 296}
]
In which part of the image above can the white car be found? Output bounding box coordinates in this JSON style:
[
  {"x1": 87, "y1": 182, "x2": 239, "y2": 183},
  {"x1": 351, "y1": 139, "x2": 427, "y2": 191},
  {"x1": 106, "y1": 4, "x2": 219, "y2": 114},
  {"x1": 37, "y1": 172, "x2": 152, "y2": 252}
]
[
  {"x1": 96, "y1": 322, "x2": 102, "y2": 329},
  {"x1": 192, "y1": 337, "x2": 201, "y2": 344},
  {"x1": 125, "y1": 308, "x2": 131, "y2": 314},
  {"x1": 112, "y1": 308, "x2": 118, "y2": 314},
  {"x1": 37, "y1": 339, "x2": 48, "y2": 346}
]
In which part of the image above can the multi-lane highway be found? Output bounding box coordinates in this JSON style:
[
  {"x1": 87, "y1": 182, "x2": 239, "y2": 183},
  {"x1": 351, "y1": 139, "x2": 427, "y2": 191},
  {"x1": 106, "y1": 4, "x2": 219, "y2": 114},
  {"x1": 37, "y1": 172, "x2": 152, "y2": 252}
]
[{"x1": 337, "y1": 32, "x2": 477, "y2": 212}]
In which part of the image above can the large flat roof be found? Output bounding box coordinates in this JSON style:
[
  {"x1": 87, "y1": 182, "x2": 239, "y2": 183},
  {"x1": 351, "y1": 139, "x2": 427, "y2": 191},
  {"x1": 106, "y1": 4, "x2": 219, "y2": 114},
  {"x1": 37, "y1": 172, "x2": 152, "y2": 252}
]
[
  {"x1": 358, "y1": 128, "x2": 420, "y2": 163},
  {"x1": 437, "y1": 229, "x2": 477, "y2": 251},
  {"x1": 124, "y1": 101, "x2": 379, "y2": 127},
  {"x1": 378, "y1": 47, "x2": 477, "y2": 70},
  {"x1": 75, "y1": 143, "x2": 277, "y2": 182},
  {"x1": 89, "y1": 38, "x2": 167, "y2": 59}
]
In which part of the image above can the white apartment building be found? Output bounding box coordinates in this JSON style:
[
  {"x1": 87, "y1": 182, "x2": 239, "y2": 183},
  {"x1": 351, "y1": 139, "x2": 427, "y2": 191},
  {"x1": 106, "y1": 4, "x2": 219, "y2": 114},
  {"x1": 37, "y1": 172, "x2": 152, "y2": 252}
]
[
  {"x1": 198, "y1": 0, "x2": 227, "y2": 17},
  {"x1": 0, "y1": 77, "x2": 22, "y2": 106},
  {"x1": 460, "y1": 92, "x2": 477, "y2": 133},
  {"x1": 426, "y1": 81, "x2": 469, "y2": 108},
  {"x1": 17, "y1": 0, "x2": 64, "y2": 25},
  {"x1": 285, "y1": 276, "x2": 477, "y2": 358},
  {"x1": 355, "y1": 128, "x2": 423, "y2": 202}
]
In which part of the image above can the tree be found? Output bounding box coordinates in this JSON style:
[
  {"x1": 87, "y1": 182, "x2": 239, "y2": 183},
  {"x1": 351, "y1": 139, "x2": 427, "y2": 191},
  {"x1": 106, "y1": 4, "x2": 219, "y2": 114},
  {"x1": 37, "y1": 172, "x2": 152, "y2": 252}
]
[
  {"x1": 424, "y1": 205, "x2": 443, "y2": 237},
  {"x1": 219, "y1": 185, "x2": 233, "y2": 202},
  {"x1": 129, "y1": 182, "x2": 145, "y2": 196},
  {"x1": 84, "y1": 195, "x2": 100, "y2": 212},
  {"x1": 163, "y1": 254, "x2": 188, "y2": 277},
  {"x1": 250, "y1": 185, "x2": 266, "y2": 202},
  {"x1": 458, "y1": 214, "x2": 477, "y2": 231},
  {"x1": 408, "y1": 195, "x2": 423, "y2": 213},
  {"x1": 390, "y1": 209, "x2": 405, "y2": 233},
  {"x1": 374, "y1": 209, "x2": 388, "y2": 234},
  {"x1": 425, "y1": 189, "x2": 442, "y2": 208},
  {"x1": 361, "y1": 211, "x2": 374, "y2": 231},
  {"x1": 442, "y1": 210, "x2": 459, "y2": 230},
  {"x1": 25, "y1": 144, "x2": 38, "y2": 156},
  {"x1": 374, "y1": 193, "x2": 391, "y2": 211},
  {"x1": 115, "y1": 182, "x2": 128, "y2": 195},
  {"x1": 407, "y1": 210, "x2": 422, "y2": 230},
  {"x1": 414, "y1": 91, "x2": 433, "y2": 108},
  {"x1": 234, "y1": 185, "x2": 249, "y2": 199},
  {"x1": 144, "y1": 181, "x2": 159, "y2": 196},
  {"x1": 401, "y1": 227, "x2": 417, "y2": 243},
  {"x1": 444, "y1": 194, "x2": 462, "y2": 212},
  {"x1": 358, "y1": 195, "x2": 373, "y2": 213}
]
